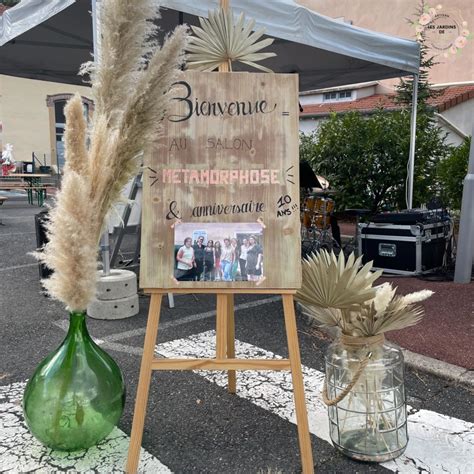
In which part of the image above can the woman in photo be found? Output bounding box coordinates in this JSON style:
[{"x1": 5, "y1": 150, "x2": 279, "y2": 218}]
[
  {"x1": 246, "y1": 235, "x2": 263, "y2": 282},
  {"x1": 239, "y1": 238, "x2": 249, "y2": 281},
  {"x1": 203, "y1": 239, "x2": 215, "y2": 281},
  {"x1": 214, "y1": 240, "x2": 222, "y2": 281},
  {"x1": 230, "y1": 237, "x2": 240, "y2": 280},
  {"x1": 220, "y1": 238, "x2": 234, "y2": 281},
  {"x1": 175, "y1": 237, "x2": 196, "y2": 281},
  {"x1": 193, "y1": 236, "x2": 206, "y2": 281}
]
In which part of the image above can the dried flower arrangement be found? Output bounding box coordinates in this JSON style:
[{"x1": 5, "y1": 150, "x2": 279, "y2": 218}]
[
  {"x1": 36, "y1": 0, "x2": 188, "y2": 311},
  {"x1": 297, "y1": 250, "x2": 434, "y2": 461},
  {"x1": 186, "y1": 7, "x2": 276, "y2": 72},
  {"x1": 296, "y1": 250, "x2": 433, "y2": 336}
]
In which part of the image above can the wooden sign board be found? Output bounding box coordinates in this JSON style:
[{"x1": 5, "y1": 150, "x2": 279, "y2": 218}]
[{"x1": 141, "y1": 71, "x2": 300, "y2": 289}]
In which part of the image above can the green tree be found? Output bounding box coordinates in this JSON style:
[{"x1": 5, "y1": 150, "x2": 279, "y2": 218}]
[
  {"x1": 301, "y1": 7, "x2": 449, "y2": 213},
  {"x1": 303, "y1": 109, "x2": 446, "y2": 213},
  {"x1": 299, "y1": 131, "x2": 318, "y2": 164},
  {"x1": 395, "y1": 40, "x2": 439, "y2": 113},
  {"x1": 437, "y1": 137, "x2": 471, "y2": 210}
]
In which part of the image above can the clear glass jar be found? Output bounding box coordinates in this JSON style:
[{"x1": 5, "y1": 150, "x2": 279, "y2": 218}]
[{"x1": 324, "y1": 334, "x2": 408, "y2": 462}]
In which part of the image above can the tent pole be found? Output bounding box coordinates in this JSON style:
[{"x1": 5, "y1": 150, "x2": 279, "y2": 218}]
[
  {"x1": 454, "y1": 128, "x2": 474, "y2": 283},
  {"x1": 407, "y1": 73, "x2": 418, "y2": 210},
  {"x1": 91, "y1": 0, "x2": 99, "y2": 61}
]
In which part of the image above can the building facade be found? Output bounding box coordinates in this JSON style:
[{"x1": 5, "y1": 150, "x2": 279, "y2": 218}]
[
  {"x1": 0, "y1": 74, "x2": 92, "y2": 170},
  {"x1": 297, "y1": 1, "x2": 473, "y2": 142},
  {"x1": 300, "y1": 82, "x2": 474, "y2": 146},
  {"x1": 297, "y1": 0, "x2": 474, "y2": 86},
  {"x1": 1, "y1": 2, "x2": 472, "y2": 169}
]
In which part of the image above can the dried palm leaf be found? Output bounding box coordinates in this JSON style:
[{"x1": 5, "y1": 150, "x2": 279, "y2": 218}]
[
  {"x1": 300, "y1": 304, "x2": 344, "y2": 330},
  {"x1": 297, "y1": 251, "x2": 432, "y2": 337},
  {"x1": 373, "y1": 296, "x2": 425, "y2": 334},
  {"x1": 186, "y1": 7, "x2": 276, "y2": 72},
  {"x1": 296, "y1": 250, "x2": 382, "y2": 309},
  {"x1": 351, "y1": 294, "x2": 427, "y2": 336}
]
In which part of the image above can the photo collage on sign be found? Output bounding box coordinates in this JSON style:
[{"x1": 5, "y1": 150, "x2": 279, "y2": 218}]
[{"x1": 174, "y1": 223, "x2": 264, "y2": 283}]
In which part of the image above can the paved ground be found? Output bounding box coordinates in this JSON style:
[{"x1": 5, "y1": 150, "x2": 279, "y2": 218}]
[
  {"x1": 339, "y1": 221, "x2": 473, "y2": 369},
  {"x1": 383, "y1": 277, "x2": 473, "y2": 369},
  {"x1": 1, "y1": 198, "x2": 473, "y2": 473}
]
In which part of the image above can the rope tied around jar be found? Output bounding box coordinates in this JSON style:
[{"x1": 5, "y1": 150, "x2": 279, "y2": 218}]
[{"x1": 322, "y1": 334, "x2": 385, "y2": 406}]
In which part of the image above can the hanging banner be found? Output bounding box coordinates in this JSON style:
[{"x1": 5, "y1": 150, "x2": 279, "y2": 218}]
[{"x1": 140, "y1": 71, "x2": 300, "y2": 289}]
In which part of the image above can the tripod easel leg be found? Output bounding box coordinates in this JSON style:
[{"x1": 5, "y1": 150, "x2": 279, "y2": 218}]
[
  {"x1": 226, "y1": 294, "x2": 236, "y2": 393},
  {"x1": 282, "y1": 294, "x2": 314, "y2": 474},
  {"x1": 216, "y1": 294, "x2": 228, "y2": 358},
  {"x1": 216, "y1": 294, "x2": 236, "y2": 393},
  {"x1": 126, "y1": 293, "x2": 163, "y2": 474}
]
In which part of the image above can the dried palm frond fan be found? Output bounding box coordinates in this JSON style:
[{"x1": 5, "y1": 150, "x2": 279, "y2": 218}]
[
  {"x1": 296, "y1": 250, "x2": 433, "y2": 337},
  {"x1": 186, "y1": 5, "x2": 276, "y2": 72}
]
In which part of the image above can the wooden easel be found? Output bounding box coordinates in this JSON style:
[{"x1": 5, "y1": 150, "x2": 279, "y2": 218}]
[
  {"x1": 126, "y1": 2, "x2": 313, "y2": 471},
  {"x1": 126, "y1": 289, "x2": 314, "y2": 473}
]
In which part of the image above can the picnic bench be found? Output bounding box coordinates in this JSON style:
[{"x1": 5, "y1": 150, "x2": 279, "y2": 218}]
[{"x1": 0, "y1": 173, "x2": 53, "y2": 206}]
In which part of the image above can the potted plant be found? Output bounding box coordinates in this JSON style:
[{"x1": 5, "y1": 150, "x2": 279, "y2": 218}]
[
  {"x1": 296, "y1": 250, "x2": 433, "y2": 462},
  {"x1": 23, "y1": 0, "x2": 188, "y2": 451}
]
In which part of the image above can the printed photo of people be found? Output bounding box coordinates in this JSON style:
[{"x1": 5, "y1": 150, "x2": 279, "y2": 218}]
[{"x1": 174, "y1": 223, "x2": 264, "y2": 282}]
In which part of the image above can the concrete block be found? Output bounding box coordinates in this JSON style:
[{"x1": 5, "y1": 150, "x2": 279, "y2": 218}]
[
  {"x1": 95, "y1": 269, "x2": 137, "y2": 300},
  {"x1": 88, "y1": 293, "x2": 139, "y2": 320}
]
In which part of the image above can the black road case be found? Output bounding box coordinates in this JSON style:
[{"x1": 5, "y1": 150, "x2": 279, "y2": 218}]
[{"x1": 358, "y1": 218, "x2": 452, "y2": 275}]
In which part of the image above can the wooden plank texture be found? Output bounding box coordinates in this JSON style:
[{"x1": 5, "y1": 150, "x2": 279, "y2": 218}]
[
  {"x1": 282, "y1": 294, "x2": 314, "y2": 473},
  {"x1": 126, "y1": 294, "x2": 163, "y2": 474},
  {"x1": 150, "y1": 358, "x2": 291, "y2": 371},
  {"x1": 226, "y1": 294, "x2": 237, "y2": 393},
  {"x1": 143, "y1": 288, "x2": 296, "y2": 295},
  {"x1": 140, "y1": 71, "x2": 301, "y2": 290}
]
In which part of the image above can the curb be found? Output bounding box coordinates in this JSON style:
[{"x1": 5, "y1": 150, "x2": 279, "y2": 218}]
[{"x1": 402, "y1": 348, "x2": 474, "y2": 389}]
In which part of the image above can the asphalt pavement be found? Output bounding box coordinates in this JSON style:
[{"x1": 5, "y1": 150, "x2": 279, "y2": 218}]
[{"x1": 1, "y1": 198, "x2": 473, "y2": 473}]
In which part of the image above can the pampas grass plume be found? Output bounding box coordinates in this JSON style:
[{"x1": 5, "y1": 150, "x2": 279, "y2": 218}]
[
  {"x1": 401, "y1": 290, "x2": 434, "y2": 306},
  {"x1": 38, "y1": 173, "x2": 98, "y2": 311},
  {"x1": 373, "y1": 282, "x2": 396, "y2": 314},
  {"x1": 63, "y1": 94, "x2": 89, "y2": 177},
  {"x1": 38, "y1": 0, "x2": 188, "y2": 311}
]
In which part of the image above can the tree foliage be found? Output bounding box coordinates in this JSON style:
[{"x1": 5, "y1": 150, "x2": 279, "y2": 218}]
[
  {"x1": 395, "y1": 29, "x2": 440, "y2": 113},
  {"x1": 301, "y1": 22, "x2": 450, "y2": 213},
  {"x1": 437, "y1": 137, "x2": 471, "y2": 210},
  {"x1": 302, "y1": 109, "x2": 447, "y2": 213}
]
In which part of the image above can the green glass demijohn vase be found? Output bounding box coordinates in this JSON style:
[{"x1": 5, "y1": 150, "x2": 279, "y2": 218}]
[{"x1": 23, "y1": 311, "x2": 125, "y2": 451}]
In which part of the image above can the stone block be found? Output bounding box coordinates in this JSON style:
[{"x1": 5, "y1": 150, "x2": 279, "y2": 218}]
[
  {"x1": 95, "y1": 269, "x2": 137, "y2": 300},
  {"x1": 88, "y1": 293, "x2": 139, "y2": 320}
]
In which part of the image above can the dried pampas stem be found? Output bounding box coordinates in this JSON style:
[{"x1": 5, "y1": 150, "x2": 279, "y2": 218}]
[
  {"x1": 38, "y1": 172, "x2": 98, "y2": 311},
  {"x1": 36, "y1": 0, "x2": 188, "y2": 311},
  {"x1": 63, "y1": 94, "x2": 89, "y2": 177}
]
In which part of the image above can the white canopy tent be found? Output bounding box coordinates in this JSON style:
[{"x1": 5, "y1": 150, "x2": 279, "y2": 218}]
[
  {"x1": 0, "y1": 0, "x2": 420, "y2": 88},
  {"x1": 0, "y1": 0, "x2": 420, "y2": 206}
]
